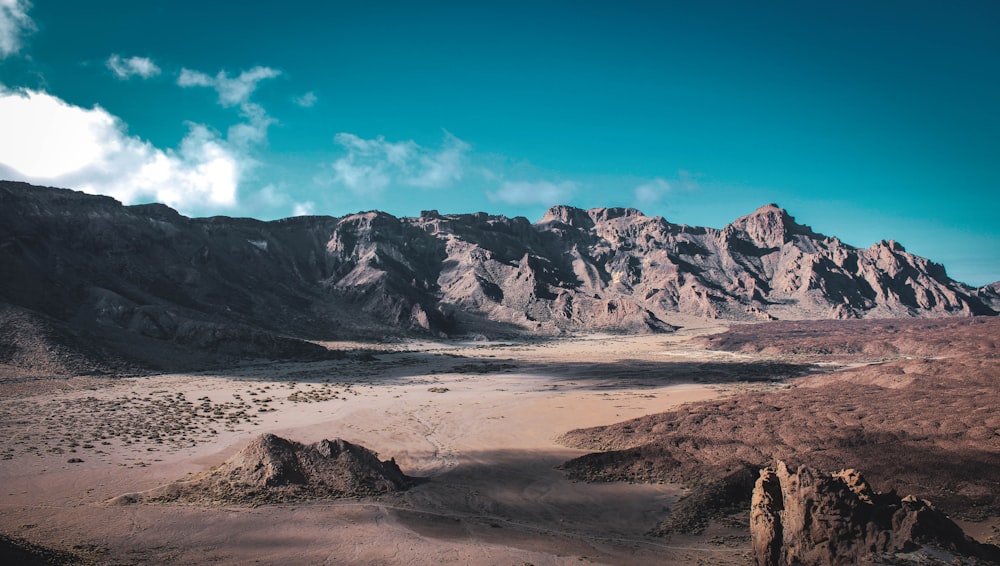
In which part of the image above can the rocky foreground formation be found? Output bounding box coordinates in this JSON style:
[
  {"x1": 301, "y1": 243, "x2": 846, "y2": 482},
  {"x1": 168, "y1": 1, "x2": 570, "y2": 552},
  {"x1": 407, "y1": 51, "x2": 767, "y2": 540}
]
[
  {"x1": 112, "y1": 433, "x2": 411, "y2": 506},
  {"x1": 1, "y1": 181, "x2": 994, "y2": 372},
  {"x1": 751, "y1": 461, "x2": 1000, "y2": 565},
  {"x1": 560, "y1": 317, "x2": 1000, "y2": 535}
]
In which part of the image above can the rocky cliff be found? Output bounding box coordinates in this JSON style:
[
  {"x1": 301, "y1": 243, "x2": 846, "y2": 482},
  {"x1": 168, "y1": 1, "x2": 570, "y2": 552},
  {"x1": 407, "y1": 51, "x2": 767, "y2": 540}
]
[
  {"x1": 751, "y1": 461, "x2": 1000, "y2": 565},
  {"x1": 0, "y1": 181, "x2": 993, "y2": 372},
  {"x1": 979, "y1": 281, "x2": 1000, "y2": 311}
]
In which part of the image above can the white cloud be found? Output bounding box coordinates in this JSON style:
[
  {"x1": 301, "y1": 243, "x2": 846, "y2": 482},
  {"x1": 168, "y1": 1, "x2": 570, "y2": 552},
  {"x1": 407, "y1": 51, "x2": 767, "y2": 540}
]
[
  {"x1": 0, "y1": 0, "x2": 33, "y2": 59},
  {"x1": 249, "y1": 184, "x2": 289, "y2": 208},
  {"x1": 409, "y1": 132, "x2": 470, "y2": 188},
  {"x1": 294, "y1": 91, "x2": 317, "y2": 107},
  {"x1": 178, "y1": 65, "x2": 280, "y2": 154},
  {"x1": 674, "y1": 169, "x2": 702, "y2": 191},
  {"x1": 227, "y1": 101, "x2": 274, "y2": 149},
  {"x1": 106, "y1": 54, "x2": 161, "y2": 80},
  {"x1": 487, "y1": 180, "x2": 575, "y2": 206},
  {"x1": 633, "y1": 177, "x2": 671, "y2": 204},
  {"x1": 243, "y1": 184, "x2": 318, "y2": 219},
  {"x1": 292, "y1": 201, "x2": 315, "y2": 216},
  {"x1": 0, "y1": 87, "x2": 242, "y2": 212},
  {"x1": 178, "y1": 66, "x2": 281, "y2": 107},
  {"x1": 328, "y1": 132, "x2": 470, "y2": 195},
  {"x1": 633, "y1": 172, "x2": 702, "y2": 207}
]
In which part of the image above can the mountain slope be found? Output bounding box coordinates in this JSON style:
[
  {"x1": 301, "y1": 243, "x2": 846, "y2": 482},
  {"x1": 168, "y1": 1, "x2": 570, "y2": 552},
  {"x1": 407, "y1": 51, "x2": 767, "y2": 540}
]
[
  {"x1": 979, "y1": 281, "x2": 1000, "y2": 311},
  {"x1": 427, "y1": 202, "x2": 992, "y2": 325},
  {"x1": 0, "y1": 181, "x2": 993, "y2": 372}
]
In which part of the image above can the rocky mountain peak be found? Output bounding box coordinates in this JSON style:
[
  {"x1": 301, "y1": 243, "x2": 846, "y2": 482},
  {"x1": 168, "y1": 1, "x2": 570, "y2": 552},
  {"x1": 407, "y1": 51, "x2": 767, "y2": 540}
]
[
  {"x1": 538, "y1": 205, "x2": 594, "y2": 229},
  {"x1": 586, "y1": 206, "x2": 645, "y2": 224},
  {"x1": 727, "y1": 203, "x2": 810, "y2": 248},
  {"x1": 872, "y1": 239, "x2": 905, "y2": 252}
]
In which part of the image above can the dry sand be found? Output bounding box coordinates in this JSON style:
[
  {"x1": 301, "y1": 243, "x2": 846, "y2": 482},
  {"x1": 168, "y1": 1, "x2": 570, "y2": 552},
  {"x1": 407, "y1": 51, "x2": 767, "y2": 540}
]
[{"x1": 0, "y1": 323, "x2": 777, "y2": 564}]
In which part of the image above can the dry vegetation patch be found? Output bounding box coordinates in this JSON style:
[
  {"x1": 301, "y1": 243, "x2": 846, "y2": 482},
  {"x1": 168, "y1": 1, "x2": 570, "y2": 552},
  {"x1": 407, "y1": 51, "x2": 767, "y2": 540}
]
[{"x1": 0, "y1": 389, "x2": 260, "y2": 463}]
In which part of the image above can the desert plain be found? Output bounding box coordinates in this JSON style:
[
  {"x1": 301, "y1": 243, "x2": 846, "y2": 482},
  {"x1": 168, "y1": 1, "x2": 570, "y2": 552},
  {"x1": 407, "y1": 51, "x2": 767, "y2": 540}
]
[{"x1": 2, "y1": 317, "x2": 999, "y2": 565}]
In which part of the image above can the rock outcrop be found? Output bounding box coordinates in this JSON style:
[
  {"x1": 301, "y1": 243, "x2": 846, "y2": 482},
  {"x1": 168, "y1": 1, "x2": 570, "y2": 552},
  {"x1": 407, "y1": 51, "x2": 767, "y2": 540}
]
[
  {"x1": 750, "y1": 461, "x2": 1000, "y2": 566},
  {"x1": 113, "y1": 433, "x2": 412, "y2": 506},
  {"x1": 1, "y1": 181, "x2": 994, "y2": 372},
  {"x1": 558, "y1": 318, "x2": 1000, "y2": 540},
  {"x1": 979, "y1": 281, "x2": 1000, "y2": 311}
]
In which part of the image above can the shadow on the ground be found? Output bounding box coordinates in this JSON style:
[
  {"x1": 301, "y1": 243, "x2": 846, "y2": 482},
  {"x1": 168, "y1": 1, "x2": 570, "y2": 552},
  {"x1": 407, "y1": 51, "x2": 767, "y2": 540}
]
[{"x1": 172, "y1": 349, "x2": 818, "y2": 391}]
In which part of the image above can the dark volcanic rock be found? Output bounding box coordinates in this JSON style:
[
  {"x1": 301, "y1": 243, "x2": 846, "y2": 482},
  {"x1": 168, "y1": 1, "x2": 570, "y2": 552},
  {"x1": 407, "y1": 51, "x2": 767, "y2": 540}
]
[
  {"x1": 0, "y1": 181, "x2": 994, "y2": 372},
  {"x1": 750, "y1": 461, "x2": 1000, "y2": 566},
  {"x1": 113, "y1": 433, "x2": 412, "y2": 505},
  {"x1": 0, "y1": 532, "x2": 81, "y2": 565}
]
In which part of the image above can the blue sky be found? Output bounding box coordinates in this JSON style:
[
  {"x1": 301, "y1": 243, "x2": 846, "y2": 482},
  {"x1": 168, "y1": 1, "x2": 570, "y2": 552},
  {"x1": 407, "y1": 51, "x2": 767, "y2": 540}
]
[{"x1": 0, "y1": 1, "x2": 998, "y2": 286}]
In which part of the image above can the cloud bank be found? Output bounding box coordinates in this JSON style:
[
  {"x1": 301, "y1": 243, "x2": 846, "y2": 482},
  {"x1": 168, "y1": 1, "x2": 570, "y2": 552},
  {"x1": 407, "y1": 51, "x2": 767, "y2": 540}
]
[
  {"x1": 0, "y1": 0, "x2": 33, "y2": 59},
  {"x1": 0, "y1": 87, "x2": 241, "y2": 210},
  {"x1": 0, "y1": 62, "x2": 289, "y2": 216}
]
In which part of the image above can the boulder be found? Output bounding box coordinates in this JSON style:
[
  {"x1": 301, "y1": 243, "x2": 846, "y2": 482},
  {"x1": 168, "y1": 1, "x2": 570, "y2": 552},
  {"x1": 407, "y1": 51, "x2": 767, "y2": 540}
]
[{"x1": 750, "y1": 461, "x2": 1000, "y2": 565}]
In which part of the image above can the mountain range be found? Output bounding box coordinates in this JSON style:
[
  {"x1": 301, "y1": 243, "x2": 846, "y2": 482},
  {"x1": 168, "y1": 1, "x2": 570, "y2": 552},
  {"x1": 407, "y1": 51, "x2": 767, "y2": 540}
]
[{"x1": 1, "y1": 181, "x2": 996, "y2": 373}]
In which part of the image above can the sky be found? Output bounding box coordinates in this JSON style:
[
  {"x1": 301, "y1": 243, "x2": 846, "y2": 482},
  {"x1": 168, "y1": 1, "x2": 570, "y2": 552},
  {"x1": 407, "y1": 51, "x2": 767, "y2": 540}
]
[{"x1": 0, "y1": 1, "x2": 998, "y2": 286}]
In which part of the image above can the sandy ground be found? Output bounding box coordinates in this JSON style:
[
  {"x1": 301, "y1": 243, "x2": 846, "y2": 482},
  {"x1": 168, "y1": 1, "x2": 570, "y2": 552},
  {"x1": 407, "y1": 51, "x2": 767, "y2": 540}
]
[{"x1": 0, "y1": 324, "x2": 771, "y2": 565}]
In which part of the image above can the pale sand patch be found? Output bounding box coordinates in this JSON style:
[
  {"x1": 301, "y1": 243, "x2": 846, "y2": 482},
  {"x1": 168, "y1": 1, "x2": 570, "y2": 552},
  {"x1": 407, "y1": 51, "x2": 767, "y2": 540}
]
[{"x1": 0, "y1": 330, "x2": 758, "y2": 564}]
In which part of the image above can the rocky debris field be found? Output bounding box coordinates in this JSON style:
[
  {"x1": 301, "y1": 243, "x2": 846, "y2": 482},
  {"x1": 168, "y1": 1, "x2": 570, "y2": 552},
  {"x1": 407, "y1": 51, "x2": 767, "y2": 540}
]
[
  {"x1": 560, "y1": 317, "x2": 1000, "y2": 537},
  {"x1": 0, "y1": 373, "x2": 368, "y2": 468}
]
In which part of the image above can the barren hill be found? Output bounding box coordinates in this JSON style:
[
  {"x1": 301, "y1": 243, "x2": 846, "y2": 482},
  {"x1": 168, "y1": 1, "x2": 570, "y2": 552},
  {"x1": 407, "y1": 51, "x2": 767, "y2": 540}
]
[
  {"x1": 111, "y1": 433, "x2": 412, "y2": 506},
  {"x1": 0, "y1": 181, "x2": 993, "y2": 372}
]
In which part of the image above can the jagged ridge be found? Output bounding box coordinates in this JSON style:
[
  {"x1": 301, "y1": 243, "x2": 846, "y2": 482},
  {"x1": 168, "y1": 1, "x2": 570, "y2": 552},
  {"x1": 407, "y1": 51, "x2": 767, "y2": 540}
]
[{"x1": 0, "y1": 181, "x2": 993, "y2": 372}]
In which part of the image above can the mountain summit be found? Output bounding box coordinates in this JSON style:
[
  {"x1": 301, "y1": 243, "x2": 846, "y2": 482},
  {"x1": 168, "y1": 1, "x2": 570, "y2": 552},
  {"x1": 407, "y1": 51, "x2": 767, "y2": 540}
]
[{"x1": 0, "y1": 181, "x2": 993, "y2": 373}]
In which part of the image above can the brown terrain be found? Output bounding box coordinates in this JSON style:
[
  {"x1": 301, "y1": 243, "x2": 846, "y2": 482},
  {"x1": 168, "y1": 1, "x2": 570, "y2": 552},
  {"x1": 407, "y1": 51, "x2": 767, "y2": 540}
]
[
  {"x1": 560, "y1": 317, "x2": 1000, "y2": 562},
  {"x1": 1, "y1": 181, "x2": 998, "y2": 564},
  {"x1": 0, "y1": 319, "x2": 996, "y2": 564},
  {"x1": 1, "y1": 329, "x2": 752, "y2": 565}
]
